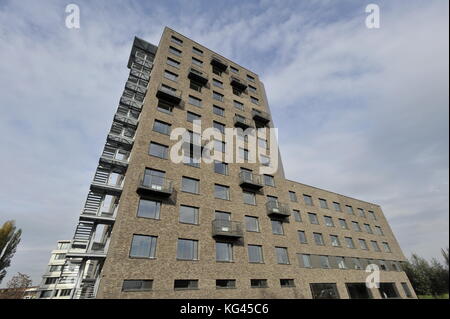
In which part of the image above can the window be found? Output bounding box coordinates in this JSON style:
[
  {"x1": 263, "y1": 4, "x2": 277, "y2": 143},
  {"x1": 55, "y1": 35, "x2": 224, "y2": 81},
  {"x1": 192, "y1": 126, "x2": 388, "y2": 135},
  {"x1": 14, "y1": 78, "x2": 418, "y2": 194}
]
[
  {"x1": 49, "y1": 265, "x2": 62, "y2": 272},
  {"x1": 357, "y1": 208, "x2": 366, "y2": 217},
  {"x1": 192, "y1": 57, "x2": 203, "y2": 66},
  {"x1": 319, "y1": 199, "x2": 329, "y2": 209},
  {"x1": 359, "y1": 239, "x2": 368, "y2": 250},
  {"x1": 330, "y1": 235, "x2": 341, "y2": 247},
  {"x1": 339, "y1": 218, "x2": 348, "y2": 229},
  {"x1": 263, "y1": 175, "x2": 275, "y2": 187},
  {"x1": 211, "y1": 161, "x2": 227, "y2": 175},
  {"x1": 368, "y1": 211, "x2": 377, "y2": 220},
  {"x1": 188, "y1": 95, "x2": 202, "y2": 107},
  {"x1": 215, "y1": 210, "x2": 231, "y2": 221},
  {"x1": 250, "y1": 96, "x2": 259, "y2": 105},
  {"x1": 167, "y1": 57, "x2": 180, "y2": 68},
  {"x1": 250, "y1": 279, "x2": 268, "y2": 288},
  {"x1": 243, "y1": 191, "x2": 256, "y2": 205},
  {"x1": 298, "y1": 230, "x2": 307, "y2": 244},
  {"x1": 130, "y1": 235, "x2": 157, "y2": 258},
  {"x1": 174, "y1": 280, "x2": 198, "y2": 290},
  {"x1": 214, "y1": 184, "x2": 230, "y2": 200},
  {"x1": 300, "y1": 254, "x2": 312, "y2": 268},
  {"x1": 59, "y1": 289, "x2": 72, "y2": 296},
  {"x1": 239, "y1": 148, "x2": 249, "y2": 161},
  {"x1": 379, "y1": 283, "x2": 399, "y2": 299},
  {"x1": 213, "y1": 105, "x2": 224, "y2": 116},
  {"x1": 351, "y1": 258, "x2": 362, "y2": 270},
  {"x1": 213, "y1": 91, "x2": 224, "y2": 102},
  {"x1": 216, "y1": 242, "x2": 233, "y2": 262},
  {"x1": 346, "y1": 283, "x2": 372, "y2": 299},
  {"x1": 320, "y1": 256, "x2": 331, "y2": 269},
  {"x1": 192, "y1": 47, "x2": 203, "y2": 56},
  {"x1": 179, "y1": 205, "x2": 199, "y2": 225},
  {"x1": 382, "y1": 242, "x2": 392, "y2": 253},
  {"x1": 177, "y1": 239, "x2": 198, "y2": 260},
  {"x1": 352, "y1": 221, "x2": 361, "y2": 232},
  {"x1": 54, "y1": 253, "x2": 66, "y2": 260},
  {"x1": 216, "y1": 280, "x2": 236, "y2": 289},
  {"x1": 45, "y1": 277, "x2": 58, "y2": 285},
  {"x1": 271, "y1": 220, "x2": 284, "y2": 235},
  {"x1": 336, "y1": 257, "x2": 347, "y2": 269},
  {"x1": 213, "y1": 79, "x2": 223, "y2": 88},
  {"x1": 303, "y1": 194, "x2": 313, "y2": 206},
  {"x1": 346, "y1": 205, "x2": 354, "y2": 215},
  {"x1": 379, "y1": 260, "x2": 388, "y2": 271},
  {"x1": 314, "y1": 233, "x2": 325, "y2": 246},
  {"x1": 247, "y1": 74, "x2": 255, "y2": 82},
  {"x1": 324, "y1": 216, "x2": 334, "y2": 227},
  {"x1": 153, "y1": 120, "x2": 171, "y2": 135},
  {"x1": 190, "y1": 80, "x2": 202, "y2": 92},
  {"x1": 164, "y1": 70, "x2": 178, "y2": 81},
  {"x1": 293, "y1": 210, "x2": 302, "y2": 222},
  {"x1": 212, "y1": 65, "x2": 223, "y2": 76},
  {"x1": 248, "y1": 245, "x2": 263, "y2": 263},
  {"x1": 214, "y1": 140, "x2": 226, "y2": 153},
  {"x1": 169, "y1": 46, "x2": 182, "y2": 56},
  {"x1": 149, "y1": 142, "x2": 168, "y2": 159},
  {"x1": 364, "y1": 224, "x2": 373, "y2": 234},
  {"x1": 187, "y1": 111, "x2": 201, "y2": 123},
  {"x1": 157, "y1": 100, "x2": 174, "y2": 114},
  {"x1": 245, "y1": 216, "x2": 259, "y2": 232},
  {"x1": 308, "y1": 213, "x2": 319, "y2": 224},
  {"x1": 233, "y1": 100, "x2": 244, "y2": 111},
  {"x1": 288, "y1": 191, "x2": 297, "y2": 202},
  {"x1": 40, "y1": 290, "x2": 52, "y2": 298},
  {"x1": 333, "y1": 202, "x2": 342, "y2": 212},
  {"x1": 401, "y1": 282, "x2": 413, "y2": 298},
  {"x1": 137, "y1": 199, "x2": 161, "y2": 219},
  {"x1": 171, "y1": 36, "x2": 183, "y2": 45},
  {"x1": 375, "y1": 226, "x2": 384, "y2": 236},
  {"x1": 345, "y1": 237, "x2": 355, "y2": 249},
  {"x1": 181, "y1": 177, "x2": 199, "y2": 194},
  {"x1": 248, "y1": 85, "x2": 257, "y2": 93},
  {"x1": 258, "y1": 137, "x2": 268, "y2": 150},
  {"x1": 213, "y1": 121, "x2": 225, "y2": 134},
  {"x1": 276, "y1": 247, "x2": 289, "y2": 264},
  {"x1": 230, "y1": 66, "x2": 239, "y2": 73},
  {"x1": 122, "y1": 280, "x2": 153, "y2": 292},
  {"x1": 259, "y1": 154, "x2": 270, "y2": 166}
]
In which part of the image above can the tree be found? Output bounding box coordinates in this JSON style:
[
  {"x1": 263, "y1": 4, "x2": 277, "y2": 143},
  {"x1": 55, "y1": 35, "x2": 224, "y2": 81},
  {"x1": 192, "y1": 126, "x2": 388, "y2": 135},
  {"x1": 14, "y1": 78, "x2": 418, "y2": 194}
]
[
  {"x1": 0, "y1": 220, "x2": 22, "y2": 284},
  {"x1": 442, "y1": 247, "x2": 449, "y2": 269},
  {"x1": 402, "y1": 253, "x2": 432, "y2": 295},
  {"x1": 429, "y1": 258, "x2": 449, "y2": 296},
  {"x1": 1, "y1": 272, "x2": 32, "y2": 299}
]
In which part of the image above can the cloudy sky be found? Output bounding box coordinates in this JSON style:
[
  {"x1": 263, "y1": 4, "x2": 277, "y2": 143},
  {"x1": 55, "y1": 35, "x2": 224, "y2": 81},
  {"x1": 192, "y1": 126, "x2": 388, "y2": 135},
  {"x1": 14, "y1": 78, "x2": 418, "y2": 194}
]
[{"x1": 0, "y1": 0, "x2": 448, "y2": 286}]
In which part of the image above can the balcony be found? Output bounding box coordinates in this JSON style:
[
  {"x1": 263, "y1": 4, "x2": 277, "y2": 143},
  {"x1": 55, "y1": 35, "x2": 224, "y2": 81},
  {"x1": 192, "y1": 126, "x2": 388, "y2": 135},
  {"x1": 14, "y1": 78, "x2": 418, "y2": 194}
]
[
  {"x1": 120, "y1": 96, "x2": 143, "y2": 110},
  {"x1": 230, "y1": 76, "x2": 248, "y2": 91},
  {"x1": 156, "y1": 84, "x2": 182, "y2": 105},
  {"x1": 125, "y1": 80, "x2": 147, "y2": 94},
  {"x1": 114, "y1": 113, "x2": 139, "y2": 128},
  {"x1": 107, "y1": 132, "x2": 134, "y2": 148},
  {"x1": 80, "y1": 204, "x2": 117, "y2": 224},
  {"x1": 188, "y1": 67, "x2": 208, "y2": 85},
  {"x1": 210, "y1": 56, "x2": 228, "y2": 71},
  {"x1": 266, "y1": 201, "x2": 290, "y2": 217},
  {"x1": 239, "y1": 172, "x2": 263, "y2": 190},
  {"x1": 137, "y1": 174, "x2": 173, "y2": 197},
  {"x1": 234, "y1": 115, "x2": 252, "y2": 129},
  {"x1": 252, "y1": 109, "x2": 271, "y2": 125},
  {"x1": 212, "y1": 220, "x2": 243, "y2": 239}
]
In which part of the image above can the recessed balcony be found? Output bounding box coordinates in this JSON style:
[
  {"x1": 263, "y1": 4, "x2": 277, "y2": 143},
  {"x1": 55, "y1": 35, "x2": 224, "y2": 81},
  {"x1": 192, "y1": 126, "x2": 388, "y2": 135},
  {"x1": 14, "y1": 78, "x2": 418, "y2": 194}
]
[
  {"x1": 212, "y1": 220, "x2": 243, "y2": 239},
  {"x1": 266, "y1": 201, "x2": 290, "y2": 217},
  {"x1": 251, "y1": 109, "x2": 271, "y2": 125},
  {"x1": 137, "y1": 174, "x2": 173, "y2": 197},
  {"x1": 239, "y1": 172, "x2": 263, "y2": 190},
  {"x1": 156, "y1": 84, "x2": 182, "y2": 105},
  {"x1": 230, "y1": 76, "x2": 248, "y2": 91},
  {"x1": 234, "y1": 115, "x2": 252, "y2": 129},
  {"x1": 188, "y1": 67, "x2": 209, "y2": 85},
  {"x1": 210, "y1": 56, "x2": 228, "y2": 71}
]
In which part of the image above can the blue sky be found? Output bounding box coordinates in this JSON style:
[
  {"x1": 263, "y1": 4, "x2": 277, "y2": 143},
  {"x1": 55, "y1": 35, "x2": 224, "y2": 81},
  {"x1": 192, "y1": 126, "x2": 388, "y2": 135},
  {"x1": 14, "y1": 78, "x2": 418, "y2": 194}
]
[{"x1": 0, "y1": 0, "x2": 448, "y2": 286}]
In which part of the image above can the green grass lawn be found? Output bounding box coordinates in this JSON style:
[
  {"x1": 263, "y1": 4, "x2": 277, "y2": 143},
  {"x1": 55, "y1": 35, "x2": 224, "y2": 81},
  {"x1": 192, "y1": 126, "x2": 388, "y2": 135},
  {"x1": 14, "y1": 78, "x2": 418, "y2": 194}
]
[{"x1": 418, "y1": 293, "x2": 449, "y2": 299}]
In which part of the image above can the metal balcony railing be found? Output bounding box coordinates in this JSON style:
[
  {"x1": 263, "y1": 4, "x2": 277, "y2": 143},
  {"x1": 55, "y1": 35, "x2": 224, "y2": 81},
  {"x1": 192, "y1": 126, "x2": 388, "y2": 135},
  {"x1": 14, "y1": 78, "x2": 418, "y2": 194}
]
[
  {"x1": 137, "y1": 173, "x2": 173, "y2": 197},
  {"x1": 188, "y1": 67, "x2": 209, "y2": 85},
  {"x1": 212, "y1": 219, "x2": 243, "y2": 238},
  {"x1": 114, "y1": 113, "x2": 139, "y2": 128},
  {"x1": 239, "y1": 171, "x2": 263, "y2": 190},
  {"x1": 120, "y1": 96, "x2": 143, "y2": 110},
  {"x1": 234, "y1": 115, "x2": 252, "y2": 129},
  {"x1": 210, "y1": 56, "x2": 228, "y2": 71},
  {"x1": 266, "y1": 201, "x2": 291, "y2": 217},
  {"x1": 156, "y1": 84, "x2": 182, "y2": 104},
  {"x1": 251, "y1": 109, "x2": 271, "y2": 124}
]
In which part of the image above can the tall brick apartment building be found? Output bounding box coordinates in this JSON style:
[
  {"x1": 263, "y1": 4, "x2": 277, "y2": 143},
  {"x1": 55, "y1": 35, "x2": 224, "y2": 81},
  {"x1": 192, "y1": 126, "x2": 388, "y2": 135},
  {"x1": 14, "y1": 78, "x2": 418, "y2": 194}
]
[{"x1": 37, "y1": 27, "x2": 416, "y2": 299}]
